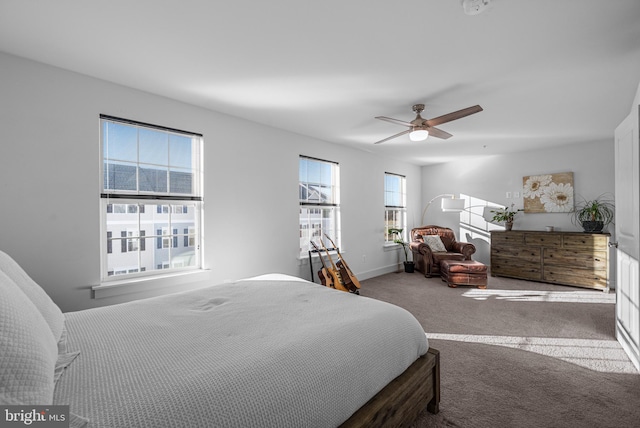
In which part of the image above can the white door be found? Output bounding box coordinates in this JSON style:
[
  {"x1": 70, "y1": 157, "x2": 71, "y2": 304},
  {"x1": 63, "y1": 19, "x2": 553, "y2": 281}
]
[{"x1": 614, "y1": 102, "x2": 640, "y2": 372}]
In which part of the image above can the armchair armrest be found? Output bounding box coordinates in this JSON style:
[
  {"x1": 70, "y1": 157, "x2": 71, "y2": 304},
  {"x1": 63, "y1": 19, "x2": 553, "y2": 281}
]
[
  {"x1": 409, "y1": 241, "x2": 431, "y2": 255},
  {"x1": 451, "y1": 242, "x2": 476, "y2": 260},
  {"x1": 410, "y1": 240, "x2": 435, "y2": 277}
]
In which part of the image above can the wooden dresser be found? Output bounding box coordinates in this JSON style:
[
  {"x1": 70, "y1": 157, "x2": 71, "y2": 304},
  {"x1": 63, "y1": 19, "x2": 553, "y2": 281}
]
[{"x1": 490, "y1": 230, "x2": 610, "y2": 290}]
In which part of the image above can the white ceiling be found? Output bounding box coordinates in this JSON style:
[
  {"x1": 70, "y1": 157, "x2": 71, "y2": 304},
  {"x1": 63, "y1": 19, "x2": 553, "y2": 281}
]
[{"x1": 2, "y1": 0, "x2": 640, "y2": 165}]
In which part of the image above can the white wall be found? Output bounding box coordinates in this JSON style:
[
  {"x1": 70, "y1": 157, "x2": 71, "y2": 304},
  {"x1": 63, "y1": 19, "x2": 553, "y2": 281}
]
[
  {"x1": 421, "y1": 141, "x2": 615, "y2": 268},
  {"x1": 0, "y1": 52, "x2": 421, "y2": 311}
]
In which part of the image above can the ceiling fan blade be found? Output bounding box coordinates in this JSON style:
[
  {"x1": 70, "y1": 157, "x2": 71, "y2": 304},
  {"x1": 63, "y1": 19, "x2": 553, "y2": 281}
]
[
  {"x1": 375, "y1": 116, "x2": 413, "y2": 127},
  {"x1": 427, "y1": 126, "x2": 453, "y2": 140},
  {"x1": 374, "y1": 129, "x2": 411, "y2": 144},
  {"x1": 426, "y1": 105, "x2": 483, "y2": 127}
]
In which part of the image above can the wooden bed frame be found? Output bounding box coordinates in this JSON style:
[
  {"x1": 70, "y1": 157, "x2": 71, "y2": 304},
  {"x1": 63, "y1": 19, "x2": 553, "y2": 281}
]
[{"x1": 340, "y1": 347, "x2": 440, "y2": 427}]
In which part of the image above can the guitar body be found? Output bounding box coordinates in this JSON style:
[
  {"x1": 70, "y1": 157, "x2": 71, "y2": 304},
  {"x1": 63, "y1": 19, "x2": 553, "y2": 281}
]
[
  {"x1": 342, "y1": 263, "x2": 361, "y2": 290},
  {"x1": 329, "y1": 269, "x2": 349, "y2": 292},
  {"x1": 318, "y1": 267, "x2": 333, "y2": 287},
  {"x1": 318, "y1": 269, "x2": 327, "y2": 286},
  {"x1": 336, "y1": 260, "x2": 357, "y2": 292}
]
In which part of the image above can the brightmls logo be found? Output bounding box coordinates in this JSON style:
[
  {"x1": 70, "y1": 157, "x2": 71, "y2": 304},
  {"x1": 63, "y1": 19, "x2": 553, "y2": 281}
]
[{"x1": 1, "y1": 406, "x2": 69, "y2": 428}]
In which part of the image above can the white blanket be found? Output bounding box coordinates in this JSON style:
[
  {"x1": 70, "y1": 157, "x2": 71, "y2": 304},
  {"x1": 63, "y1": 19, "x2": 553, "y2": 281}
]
[{"x1": 54, "y1": 277, "x2": 428, "y2": 427}]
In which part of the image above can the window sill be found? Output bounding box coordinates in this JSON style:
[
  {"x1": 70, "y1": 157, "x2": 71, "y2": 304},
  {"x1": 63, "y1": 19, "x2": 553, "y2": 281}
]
[
  {"x1": 92, "y1": 269, "x2": 212, "y2": 299},
  {"x1": 383, "y1": 242, "x2": 402, "y2": 252},
  {"x1": 298, "y1": 249, "x2": 347, "y2": 263}
]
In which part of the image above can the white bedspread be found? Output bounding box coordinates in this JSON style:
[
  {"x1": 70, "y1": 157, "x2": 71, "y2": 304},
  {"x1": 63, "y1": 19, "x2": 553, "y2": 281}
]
[{"x1": 54, "y1": 277, "x2": 428, "y2": 427}]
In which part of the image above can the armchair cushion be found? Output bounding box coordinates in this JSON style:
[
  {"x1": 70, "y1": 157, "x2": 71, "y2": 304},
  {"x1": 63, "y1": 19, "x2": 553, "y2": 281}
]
[{"x1": 410, "y1": 225, "x2": 476, "y2": 278}]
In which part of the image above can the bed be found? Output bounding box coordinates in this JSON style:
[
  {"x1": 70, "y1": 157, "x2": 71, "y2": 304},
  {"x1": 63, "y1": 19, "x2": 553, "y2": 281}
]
[{"x1": 0, "y1": 251, "x2": 440, "y2": 428}]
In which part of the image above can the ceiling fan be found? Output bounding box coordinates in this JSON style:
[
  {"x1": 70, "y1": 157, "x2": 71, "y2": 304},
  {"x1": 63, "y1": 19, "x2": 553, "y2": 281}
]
[{"x1": 374, "y1": 103, "x2": 483, "y2": 144}]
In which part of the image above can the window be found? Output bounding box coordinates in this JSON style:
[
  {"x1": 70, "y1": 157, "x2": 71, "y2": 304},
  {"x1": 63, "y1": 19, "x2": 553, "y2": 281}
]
[
  {"x1": 299, "y1": 156, "x2": 340, "y2": 256},
  {"x1": 384, "y1": 172, "x2": 406, "y2": 243},
  {"x1": 100, "y1": 115, "x2": 203, "y2": 281}
]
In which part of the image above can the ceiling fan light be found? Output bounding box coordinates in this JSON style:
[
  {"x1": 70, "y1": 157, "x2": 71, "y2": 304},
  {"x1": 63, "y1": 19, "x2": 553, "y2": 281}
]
[{"x1": 409, "y1": 128, "x2": 429, "y2": 141}]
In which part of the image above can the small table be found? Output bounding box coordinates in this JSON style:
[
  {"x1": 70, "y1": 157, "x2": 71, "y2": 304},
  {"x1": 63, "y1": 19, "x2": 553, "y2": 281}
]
[{"x1": 440, "y1": 260, "x2": 488, "y2": 289}]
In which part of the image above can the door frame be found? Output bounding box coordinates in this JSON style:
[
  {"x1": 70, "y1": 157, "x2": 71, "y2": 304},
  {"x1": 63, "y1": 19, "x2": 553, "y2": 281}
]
[{"x1": 614, "y1": 95, "x2": 640, "y2": 372}]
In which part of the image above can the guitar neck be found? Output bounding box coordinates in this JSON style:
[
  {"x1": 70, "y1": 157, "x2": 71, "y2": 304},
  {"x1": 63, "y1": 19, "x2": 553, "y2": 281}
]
[
  {"x1": 324, "y1": 235, "x2": 348, "y2": 268},
  {"x1": 310, "y1": 241, "x2": 329, "y2": 270},
  {"x1": 319, "y1": 241, "x2": 339, "y2": 270}
]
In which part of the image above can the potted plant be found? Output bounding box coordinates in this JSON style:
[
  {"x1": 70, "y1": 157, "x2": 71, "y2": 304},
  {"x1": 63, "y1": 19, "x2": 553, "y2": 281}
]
[
  {"x1": 491, "y1": 204, "x2": 520, "y2": 231},
  {"x1": 388, "y1": 228, "x2": 414, "y2": 273},
  {"x1": 570, "y1": 194, "x2": 615, "y2": 233}
]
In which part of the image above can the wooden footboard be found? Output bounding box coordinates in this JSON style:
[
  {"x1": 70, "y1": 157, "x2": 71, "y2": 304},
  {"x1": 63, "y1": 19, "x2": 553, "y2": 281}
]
[{"x1": 339, "y1": 347, "x2": 440, "y2": 428}]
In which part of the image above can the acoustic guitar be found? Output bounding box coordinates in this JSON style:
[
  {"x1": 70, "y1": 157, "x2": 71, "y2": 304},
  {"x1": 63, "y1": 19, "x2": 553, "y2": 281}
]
[
  {"x1": 324, "y1": 234, "x2": 361, "y2": 293},
  {"x1": 318, "y1": 239, "x2": 351, "y2": 292},
  {"x1": 310, "y1": 240, "x2": 334, "y2": 288}
]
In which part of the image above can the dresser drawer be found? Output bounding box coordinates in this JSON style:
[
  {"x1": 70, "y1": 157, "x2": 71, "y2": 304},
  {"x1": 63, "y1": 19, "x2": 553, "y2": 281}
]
[
  {"x1": 491, "y1": 231, "x2": 525, "y2": 246},
  {"x1": 524, "y1": 233, "x2": 562, "y2": 247},
  {"x1": 492, "y1": 246, "x2": 540, "y2": 263},
  {"x1": 491, "y1": 258, "x2": 541, "y2": 280},
  {"x1": 563, "y1": 234, "x2": 609, "y2": 251},
  {"x1": 543, "y1": 268, "x2": 608, "y2": 290},
  {"x1": 544, "y1": 249, "x2": 608, "y2": 270}
]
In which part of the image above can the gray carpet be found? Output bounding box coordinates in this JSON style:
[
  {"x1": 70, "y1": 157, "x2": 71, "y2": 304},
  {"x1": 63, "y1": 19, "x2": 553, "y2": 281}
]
[{"x1": 359, "y1": 272, "x2": 640, "y2": 428}]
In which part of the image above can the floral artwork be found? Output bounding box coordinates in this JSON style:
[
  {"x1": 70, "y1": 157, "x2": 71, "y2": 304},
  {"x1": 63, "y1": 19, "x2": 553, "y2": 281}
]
[{"x1": 522, "y1": 172, "x2": 574, "y2": 213}]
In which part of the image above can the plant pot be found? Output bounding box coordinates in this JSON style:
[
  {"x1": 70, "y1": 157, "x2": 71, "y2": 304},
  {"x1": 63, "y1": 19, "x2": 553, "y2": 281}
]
[
  {"x1": 505, "y1": 221, "x2": 513, "y2": 231},
  {"x1": 403, "y1": 261, "x2": 415, "y2": 273},
  {"x1": 581, "y1": 221, "x2": 604, "y2": 233}
]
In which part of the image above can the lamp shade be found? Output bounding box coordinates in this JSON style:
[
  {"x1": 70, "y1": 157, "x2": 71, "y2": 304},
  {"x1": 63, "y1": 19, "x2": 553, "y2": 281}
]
[
  {"x1": 441, "y1": 198, "x2": 466, "y2": 212},
  {"x1": 409, "y1": 127, "x2": 429, "y2": 141}
]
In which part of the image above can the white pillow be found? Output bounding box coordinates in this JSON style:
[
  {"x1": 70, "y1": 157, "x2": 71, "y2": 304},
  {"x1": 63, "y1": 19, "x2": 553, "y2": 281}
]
[
  {"x1": 0, "y1": 250, "x2": 65, "y2": 343},
  {"x1": 423, "y1": 235, "x2": 447, "y2": 252},
  {"x1": 0, "y1": 270, "x2": 58, "y2": 405}
]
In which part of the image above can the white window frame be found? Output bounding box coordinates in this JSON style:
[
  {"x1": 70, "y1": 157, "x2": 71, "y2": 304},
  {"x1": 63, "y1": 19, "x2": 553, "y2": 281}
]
[
  {"x1": 299, "y1": 155, "x2": 341, "y2": 257},
  {"x1": 98, "y1": 115, "x2": 204, "y2": 283},
  {"x1": 384, "y1": 172, "x2": 407, "y2": 244}
]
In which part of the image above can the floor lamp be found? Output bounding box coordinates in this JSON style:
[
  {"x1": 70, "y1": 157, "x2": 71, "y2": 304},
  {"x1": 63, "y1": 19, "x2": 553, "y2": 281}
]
[{"x1": 420, "y1": 194, "x2": 466, "y2": 225}]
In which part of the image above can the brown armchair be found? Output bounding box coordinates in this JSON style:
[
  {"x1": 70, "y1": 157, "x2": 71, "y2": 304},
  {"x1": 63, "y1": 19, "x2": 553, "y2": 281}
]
[{"x1": 409, "y1": 225, "x2": 476, "y2": 278}]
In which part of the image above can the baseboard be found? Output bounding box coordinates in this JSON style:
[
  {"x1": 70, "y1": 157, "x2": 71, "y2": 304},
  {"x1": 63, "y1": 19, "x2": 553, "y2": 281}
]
[
  {"x1": 357, "y1": 264, "x2": 403, "y2": 281},
  {"x1": 616, "y1": 321, "x2": 640, "y2": 372}
]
